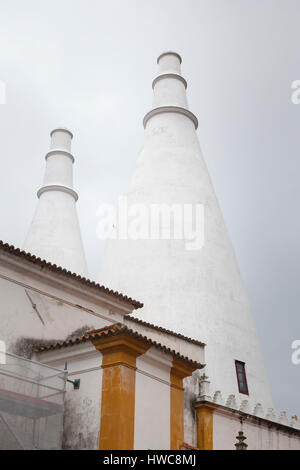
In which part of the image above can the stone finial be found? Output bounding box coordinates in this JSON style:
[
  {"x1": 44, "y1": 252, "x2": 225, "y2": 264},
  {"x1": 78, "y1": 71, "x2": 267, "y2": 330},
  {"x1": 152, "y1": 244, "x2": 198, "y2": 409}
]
[
  {"x1": 278, "y1": 411, "x2": 288, "y2": 425},
  {"x1": 253, "y1": 403, "x2": 264, "y2": 417},
  {"x1": 265, "y1": 408, "x2": 276, "y2": 421},
  {"x1": 213, "y1": 391, "x2": 223, "y2": 405},
  {"x1": 240, "y1": 400, "x2": 250, "y2": 413},
  {"x1": 235, "y1": 431, "x2": 248, "y2": 450},
  {"x1": 198, "y1": 373, "x2": 211, "y2": 401},
  {"x1": 226, "y1": 394, "x2": 238, "y2": 409},
  {"x1": 290, "y1": 415, "x2": 299, "y2": 429}
]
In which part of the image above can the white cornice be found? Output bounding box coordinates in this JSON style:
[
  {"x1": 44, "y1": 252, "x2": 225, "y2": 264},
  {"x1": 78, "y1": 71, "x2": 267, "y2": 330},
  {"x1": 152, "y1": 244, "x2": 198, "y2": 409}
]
[
  {"x1": 152, "y1": 73, "x2": 187, "y2": 89},
  {"x1": 36, "y1": 342, "x2": 101, "y2": 364},
  {"x1": 143, "y1": 106, "x2": 198, "y2": 129},
  {"x1": 45, "y1": 149, "x2": 75, "y2": 163},
  {"x1": 37, "y1": 184, "x2": 79, "y2": 201}
]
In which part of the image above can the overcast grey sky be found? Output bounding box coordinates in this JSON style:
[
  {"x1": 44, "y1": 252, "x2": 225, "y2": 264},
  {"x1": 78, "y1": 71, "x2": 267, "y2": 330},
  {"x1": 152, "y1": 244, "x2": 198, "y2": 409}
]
[{"x1": 0, "y1": 0, "x2": 299, "y2": 415}]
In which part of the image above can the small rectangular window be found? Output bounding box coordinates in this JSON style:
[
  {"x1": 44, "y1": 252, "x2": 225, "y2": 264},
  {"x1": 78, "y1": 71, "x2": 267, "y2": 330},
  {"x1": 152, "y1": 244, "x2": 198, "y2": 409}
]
[{"x1": 235, "y1": 360, "x2": 249, "y2": 395}]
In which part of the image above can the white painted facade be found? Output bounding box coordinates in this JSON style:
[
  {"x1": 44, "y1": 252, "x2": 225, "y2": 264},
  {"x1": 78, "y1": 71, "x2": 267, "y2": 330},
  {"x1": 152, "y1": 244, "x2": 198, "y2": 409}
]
[
  {"x1": 35, "y1": 341, "x2": 300, "y2": 450},
  {"x1": 23, "y1": 128, "x2": 88, "y2": 277},
  {"x1": 98, "y1": 52, "x2": 274, "y2": 412},
  {"x1": 213, "y1": 408, "x2": 300, "y2": 450},
  {"x1": 0, "y1": 246, "x2": 134, "y2": 353},
  {"x1": 1, "y1": 52, "x2": 298, "y2": 450},
  {"x1": 134, "y1": 347, "x2": 172, "y2": 450},
  {"x1": 36, "y1": 343, "x2": 103, "y2": 449},
  {"x1": 0, "y1": 244, "x2": 298, "y2": 449},
  {"x1": 0, "y1": 245, "x2": 206, "y2": 449},
  {"x1": 124, "y1": 317, "x2": 204, "y2": 364},
  {"x1": 35, "y1": 342, "x2": 179, "y2": 450}
]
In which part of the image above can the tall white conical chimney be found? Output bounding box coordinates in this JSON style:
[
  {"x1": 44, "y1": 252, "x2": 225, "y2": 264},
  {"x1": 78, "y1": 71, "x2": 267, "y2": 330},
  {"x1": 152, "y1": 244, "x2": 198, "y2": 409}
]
[
  {"x1": 23, "y1": 128, "x2": 88, "y2": 277},
  {"x1": 98, "y1": 52, "x2": 273, "y2": 410}
]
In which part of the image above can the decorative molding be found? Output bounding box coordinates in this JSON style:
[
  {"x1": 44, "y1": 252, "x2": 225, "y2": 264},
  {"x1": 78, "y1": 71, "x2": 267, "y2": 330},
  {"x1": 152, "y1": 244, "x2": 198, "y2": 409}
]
[
  {"x1": 253, "y1": 403, "x2": 264, "y2": 418},
  {"x1": 240, "y1": 400, "x2": 250, "y2": 413},
  {"x1": 45, "y1": 149, "x2": 75, "y2": 163},
  {"x1": 195, "y1": 399, "x2": 300, "y2": 436},
  {"x1": 279, "y1": 411, "x2": 288, "y2": 425},
  {"x1": 152, "y1": 73, "x2": 187, "y2": 89},
  {"x1": 290, "y1": 416, "x2": 299, "y2": 428},
  {"x1": 198, "y1": 374, "x2": 211, "y2": 401},
  {"x1": 266, "y1": 408, "x2": 276, "y2": 421},
  {"x1": 136, "y1": 367, "x2": 170, "y2": 388},
  {"x1": 37, "y1": 343, "x2": 102, "y2": 365},
  {"x1": 143, "y1": 106, "x2": 198, "y2": 129},
  {"x1": 92, "y1": 333, "x2": 150, "y2": 370},
  {"x1": 37, "y1": 184, "x2": 79, "y2": 201},
  {"x1": 50, "y1": 127, "x2": 73, "y2": 139},
  {"x1": 226, "y1": 394, "x2": 238, "y2": 409},
  {"x1": 213, "y1": 391, "x2": 223, "y2": 405},
  {"x1": 157, "y1": 51, "x2": 182, "y2": 64}
]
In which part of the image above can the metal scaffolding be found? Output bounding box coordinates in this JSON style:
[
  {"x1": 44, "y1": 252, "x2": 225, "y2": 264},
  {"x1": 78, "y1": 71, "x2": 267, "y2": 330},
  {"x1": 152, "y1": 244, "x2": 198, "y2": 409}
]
[{"x1": 0, "y1": 352, "x2": 66, "y2": 449}]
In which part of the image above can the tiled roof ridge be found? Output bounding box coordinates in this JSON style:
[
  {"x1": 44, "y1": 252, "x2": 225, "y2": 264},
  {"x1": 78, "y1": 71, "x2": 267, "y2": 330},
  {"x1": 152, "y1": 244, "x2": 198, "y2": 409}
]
[
  {"x1": 127, "y1": 315, "x2": 205, "y2": 347},
  {"x1": 35, "y1": 322, "x2": 204, "y2": 369},
  {"x1": 0, "y1": 241, "x2": 143, "y2": 309}
]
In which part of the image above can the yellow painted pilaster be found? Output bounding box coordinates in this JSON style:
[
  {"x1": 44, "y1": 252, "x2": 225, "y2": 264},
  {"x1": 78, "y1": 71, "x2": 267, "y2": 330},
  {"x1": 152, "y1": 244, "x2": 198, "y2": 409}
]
[
  {"x1": 92, "y1": 334, "x2": 150, "y2": 450},
  {"x1": 193, "y1": 402, "x2": 216, "y2": 450}
]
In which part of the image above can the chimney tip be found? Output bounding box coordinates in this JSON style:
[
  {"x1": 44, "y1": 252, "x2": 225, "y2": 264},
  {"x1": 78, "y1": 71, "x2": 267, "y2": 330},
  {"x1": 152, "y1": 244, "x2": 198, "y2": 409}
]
[
  {"x1": 157, "y1": 51, "x2": 182, "y2": 64},
  {"x1": 50, "y1": 127, "x2": 73, "y2": 139}
]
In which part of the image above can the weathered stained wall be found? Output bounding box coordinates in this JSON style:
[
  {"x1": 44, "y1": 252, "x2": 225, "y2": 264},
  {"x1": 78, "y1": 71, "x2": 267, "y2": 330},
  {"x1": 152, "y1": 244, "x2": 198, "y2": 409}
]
[
  {"x1": 36, "y1": 343, "x2": 103, "y2": 450},
  {"x1": 183, "y1": 375, "x2": 198, "y2": 447},
  {"x1": 0, "y1": 256, "x2": 127, "y2": 354},
  {"x1": 213, "y1": 409, "x2": 300, "y2": 450},
  {"x1": 36, "y1": 341, "x2": 197, "y2": 450}
]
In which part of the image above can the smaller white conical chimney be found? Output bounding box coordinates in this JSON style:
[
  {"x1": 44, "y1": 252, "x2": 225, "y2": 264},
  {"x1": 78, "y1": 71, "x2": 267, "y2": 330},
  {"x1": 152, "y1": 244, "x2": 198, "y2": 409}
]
[{"x1": 23, "y1": 128, "x2": 89, "y2": 277}]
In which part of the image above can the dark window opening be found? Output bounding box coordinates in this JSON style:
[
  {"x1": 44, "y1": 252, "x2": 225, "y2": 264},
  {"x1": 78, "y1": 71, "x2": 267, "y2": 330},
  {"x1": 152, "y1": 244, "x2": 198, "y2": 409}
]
[{"x1": 235, "y1": 360, "x2": 249, "y2": 395}]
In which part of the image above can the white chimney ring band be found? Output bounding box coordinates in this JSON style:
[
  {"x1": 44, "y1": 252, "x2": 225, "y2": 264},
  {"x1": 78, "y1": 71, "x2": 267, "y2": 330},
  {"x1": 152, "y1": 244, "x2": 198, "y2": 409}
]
[
  {"x1": 50, "y1": 128, "x2": 73, "y2": 139},
  {"x1": 37, "y1": 184, "x2": 79, "y2": 201},
  {"x1": 45, "y1": 149, "x2": 75, "y2": 163},
  {"x1": 157, "y1": 52, "x2": 182, "y2": 64},
  {"x1": 152, "y1": 73, "x2": 187, "y2": 89},
  {"x1": 143, "y1": 106, "x2": 198, "y2": 129}
]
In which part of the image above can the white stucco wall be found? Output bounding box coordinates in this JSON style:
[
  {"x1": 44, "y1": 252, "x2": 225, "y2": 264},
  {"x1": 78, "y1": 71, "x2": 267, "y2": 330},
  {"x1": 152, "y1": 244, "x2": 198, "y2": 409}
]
[
  {"x1": 213, "y1": 410, "x2": 300, "y2": 450},
  {"x1": 37, "y1": 343, "x2": 175, "y2": 450},
  {"x1": 0, "y1": 253, "x2": 127, "y2": 353},
  {"x1": 124, "y1": 317, "x2": 205, "y2": 364},
  {"x1": 36, "y1": 343, "x2": 103, "y2": 449},
  {"x1": 134, "y1": 347, "x2": 172, "y2": 450}
]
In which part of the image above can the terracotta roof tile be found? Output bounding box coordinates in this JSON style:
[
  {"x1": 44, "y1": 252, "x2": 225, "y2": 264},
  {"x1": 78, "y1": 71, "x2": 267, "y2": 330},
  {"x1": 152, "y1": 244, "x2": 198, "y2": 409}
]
[
  {"x1": 0, "y1": 241, "x2": 143, "y2": 309},
  {"x1": 182, "y1": 442, "x2": 199, "y2": 450},
  {"x1": 35, "y1": 323, "x2": 204, "y2": 369}
]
